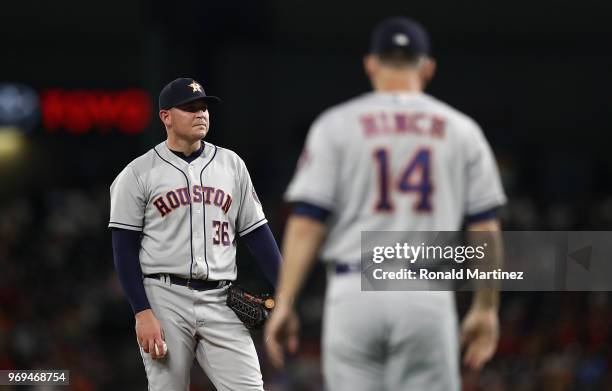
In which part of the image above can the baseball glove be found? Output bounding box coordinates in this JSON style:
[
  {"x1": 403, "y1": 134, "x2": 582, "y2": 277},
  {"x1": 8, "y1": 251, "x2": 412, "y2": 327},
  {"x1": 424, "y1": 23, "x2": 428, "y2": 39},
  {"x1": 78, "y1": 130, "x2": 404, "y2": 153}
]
[{"x1": 226, "y1": 285, "x2": 275, "y2": 329}]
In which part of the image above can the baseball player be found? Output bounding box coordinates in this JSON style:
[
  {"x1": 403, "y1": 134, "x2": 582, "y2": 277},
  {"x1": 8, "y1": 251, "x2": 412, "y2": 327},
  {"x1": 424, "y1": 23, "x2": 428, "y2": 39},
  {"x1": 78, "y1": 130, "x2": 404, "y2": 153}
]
[
  {"x1": 265, "y1": 17, "x2": 506, "y2": 390},
  {"x1": 109, "y1": 77, "x2": 282, "y2": 391}
]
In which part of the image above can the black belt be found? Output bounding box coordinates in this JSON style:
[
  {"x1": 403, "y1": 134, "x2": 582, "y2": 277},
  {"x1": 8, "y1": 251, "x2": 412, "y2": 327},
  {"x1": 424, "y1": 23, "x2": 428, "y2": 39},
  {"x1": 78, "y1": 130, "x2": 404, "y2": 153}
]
[{"x1": 145, "y1": 274, "x2": 228, "y2": 291}]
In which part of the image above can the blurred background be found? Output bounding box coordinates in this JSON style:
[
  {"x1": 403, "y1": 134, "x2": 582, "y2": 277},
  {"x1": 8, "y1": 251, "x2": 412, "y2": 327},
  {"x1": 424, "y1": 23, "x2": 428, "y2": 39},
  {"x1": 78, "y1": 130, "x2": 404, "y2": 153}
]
[{"x1": 1, "y1": 0, "x2": 612, "y2": 390}]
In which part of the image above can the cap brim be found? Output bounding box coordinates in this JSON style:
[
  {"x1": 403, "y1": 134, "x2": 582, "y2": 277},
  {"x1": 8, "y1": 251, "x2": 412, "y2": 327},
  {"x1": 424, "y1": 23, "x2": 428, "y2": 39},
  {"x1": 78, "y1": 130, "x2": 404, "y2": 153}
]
[
  {"x1": 202, "y1": 96, "x2": 221, "y2": 105},
  {"x1": 160, "y1": 95, "x2": 222, "y2": 110}
]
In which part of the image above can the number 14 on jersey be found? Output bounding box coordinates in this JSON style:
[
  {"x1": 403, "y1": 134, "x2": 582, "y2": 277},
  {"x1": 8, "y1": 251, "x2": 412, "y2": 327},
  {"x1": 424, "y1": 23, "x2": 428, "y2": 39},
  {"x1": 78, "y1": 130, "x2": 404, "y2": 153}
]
[{"x1": 373, "y1": 147, "x2": 433, "y2": 212}]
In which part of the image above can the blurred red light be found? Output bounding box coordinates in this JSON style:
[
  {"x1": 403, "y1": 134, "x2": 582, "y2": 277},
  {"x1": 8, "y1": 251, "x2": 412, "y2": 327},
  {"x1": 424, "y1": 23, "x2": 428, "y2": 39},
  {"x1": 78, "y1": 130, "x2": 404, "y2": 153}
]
[{"x1": 40, "y1": 89, "x2": 151, "y2": 135}]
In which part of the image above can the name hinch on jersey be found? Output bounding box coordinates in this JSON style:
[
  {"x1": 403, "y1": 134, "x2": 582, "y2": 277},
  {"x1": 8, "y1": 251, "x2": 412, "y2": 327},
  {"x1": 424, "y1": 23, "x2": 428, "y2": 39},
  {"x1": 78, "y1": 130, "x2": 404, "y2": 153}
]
[
  {"x1": 360, "y1": 112, "x2": 446, "y2": 138},
  {"x1": 153, "y1": 185, "x2": 232, "y2": 217}
]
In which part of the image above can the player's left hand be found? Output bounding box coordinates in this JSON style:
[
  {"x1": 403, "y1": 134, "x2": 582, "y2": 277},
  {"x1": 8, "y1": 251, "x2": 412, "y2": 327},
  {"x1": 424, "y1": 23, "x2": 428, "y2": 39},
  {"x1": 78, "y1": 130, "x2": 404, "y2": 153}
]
[
  {"x1": 460, "y1": 306, "x2": 499, "y2": 371},
  {"x1": 264, "y1": 303, "x2": 299, "y2": 369}
]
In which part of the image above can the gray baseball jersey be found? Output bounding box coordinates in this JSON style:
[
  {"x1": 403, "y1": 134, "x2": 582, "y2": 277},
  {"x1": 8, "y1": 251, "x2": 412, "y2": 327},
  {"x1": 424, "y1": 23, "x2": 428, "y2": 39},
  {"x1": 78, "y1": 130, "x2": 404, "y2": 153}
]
[
  {"x1": 285, "y1": 91, "x2": 506, "y2": 262},
  {"x1": 109, "y1": 141, "x2": 267, "y2": 280}
]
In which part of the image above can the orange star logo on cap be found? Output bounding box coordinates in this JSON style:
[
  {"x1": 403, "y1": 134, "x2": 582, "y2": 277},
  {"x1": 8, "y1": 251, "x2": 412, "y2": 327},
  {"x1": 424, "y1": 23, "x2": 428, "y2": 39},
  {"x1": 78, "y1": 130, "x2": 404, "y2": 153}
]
[{"x1": 188, "y1": 81, "x2": 202, "y2": 93}]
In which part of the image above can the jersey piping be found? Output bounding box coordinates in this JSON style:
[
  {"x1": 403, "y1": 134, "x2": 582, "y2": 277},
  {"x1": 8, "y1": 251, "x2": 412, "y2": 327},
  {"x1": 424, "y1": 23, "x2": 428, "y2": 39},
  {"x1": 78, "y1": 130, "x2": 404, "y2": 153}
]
[
  {"x1": 238, "y1": 217, "x2": 267, "y2": 236},
  {"x1": 109, "y1": 221, "x2": 144, "y2": 229},
  {"x1": 153, "y1": 146, "x2": 196, "y2": 282},
  {"x1": 199, "y1": 142, "x2": 218, "y2": 281}
]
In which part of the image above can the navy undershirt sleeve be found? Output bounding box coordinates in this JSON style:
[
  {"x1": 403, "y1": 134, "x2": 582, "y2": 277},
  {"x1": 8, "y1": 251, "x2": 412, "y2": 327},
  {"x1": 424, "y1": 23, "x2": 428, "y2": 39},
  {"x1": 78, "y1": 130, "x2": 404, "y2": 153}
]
[
  {"x1": 241, "y1": 224, "x2": 282, "y2": 287},
  {"x1": 111, "y1": 228, "x2": 150, "y2": 314},
  {"x1": 465, "y1": 207, "x2": 500, "y2": 225},
  {"x1": 291, "y1": 201, "x2": 331, "y2": 222}
]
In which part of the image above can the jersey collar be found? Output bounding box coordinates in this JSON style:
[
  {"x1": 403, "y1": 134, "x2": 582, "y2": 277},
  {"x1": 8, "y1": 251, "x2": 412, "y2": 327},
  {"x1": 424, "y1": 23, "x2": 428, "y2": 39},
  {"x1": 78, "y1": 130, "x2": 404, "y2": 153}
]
[
  {"x1": 169, "y1": 142, "x2": 204, "y2": 164},
  {"x1": 157, "y1": 140, "x2": 207, "y2": 168}
]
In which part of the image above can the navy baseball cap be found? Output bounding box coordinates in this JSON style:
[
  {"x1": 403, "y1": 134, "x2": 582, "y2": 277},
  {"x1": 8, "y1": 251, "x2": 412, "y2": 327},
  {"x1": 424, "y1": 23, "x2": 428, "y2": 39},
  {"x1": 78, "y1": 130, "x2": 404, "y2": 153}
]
[
  {"x1": 370, "y1": 17, "x2": 431, "y2": 56},
  {"x1": 159, "y1": 77, "x2": 221, "y2": 110}
]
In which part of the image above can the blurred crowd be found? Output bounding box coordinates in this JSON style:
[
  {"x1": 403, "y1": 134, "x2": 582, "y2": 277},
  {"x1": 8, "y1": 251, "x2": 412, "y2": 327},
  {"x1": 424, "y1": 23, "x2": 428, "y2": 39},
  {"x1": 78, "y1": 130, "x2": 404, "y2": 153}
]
[{"x1": 0, "y1": 184, "x2": 611, "y2": 390}]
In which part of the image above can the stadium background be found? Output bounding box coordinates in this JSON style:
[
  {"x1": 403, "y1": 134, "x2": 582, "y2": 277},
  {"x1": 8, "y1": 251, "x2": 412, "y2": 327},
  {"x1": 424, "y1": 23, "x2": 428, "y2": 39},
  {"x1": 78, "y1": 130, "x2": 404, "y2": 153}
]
[{"x1": 1, "y1": 0, "x2": 611, "y2": 389}]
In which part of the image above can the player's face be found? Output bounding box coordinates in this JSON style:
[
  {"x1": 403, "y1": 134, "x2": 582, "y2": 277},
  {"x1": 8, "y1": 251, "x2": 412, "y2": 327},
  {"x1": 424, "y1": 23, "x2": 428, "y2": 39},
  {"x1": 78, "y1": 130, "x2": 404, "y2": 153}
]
[{"x1": 165, "y1": 99, "x2": 210, "y2": 141}]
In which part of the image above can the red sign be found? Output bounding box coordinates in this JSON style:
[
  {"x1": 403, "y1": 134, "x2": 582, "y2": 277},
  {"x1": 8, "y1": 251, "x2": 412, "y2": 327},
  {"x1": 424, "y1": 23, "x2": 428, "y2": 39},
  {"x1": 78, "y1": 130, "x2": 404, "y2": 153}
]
[{"x1": 40, "y1": 89, "x2": 152, "y2": 135}]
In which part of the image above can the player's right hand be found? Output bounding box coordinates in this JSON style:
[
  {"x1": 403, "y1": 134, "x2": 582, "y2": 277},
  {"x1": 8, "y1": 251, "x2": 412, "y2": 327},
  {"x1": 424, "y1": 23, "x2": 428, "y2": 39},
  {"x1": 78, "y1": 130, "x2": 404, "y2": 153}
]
[
  {"x1": 460, "y1": 306, "x2": 499, "y2": 371},
  {"x1": 135, "y1": 309, "x2": 167, "y2": 360},
  {"x1": 264, "y1": 303, "x2": 299, "y2": 369}
]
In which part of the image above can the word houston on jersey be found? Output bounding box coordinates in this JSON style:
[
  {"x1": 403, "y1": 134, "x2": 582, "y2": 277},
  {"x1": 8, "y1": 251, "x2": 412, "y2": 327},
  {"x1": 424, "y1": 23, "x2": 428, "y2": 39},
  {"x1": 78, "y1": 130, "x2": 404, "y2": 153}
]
[{"x1": 153, "y1": 185, "x2": 232, "y2": 217}]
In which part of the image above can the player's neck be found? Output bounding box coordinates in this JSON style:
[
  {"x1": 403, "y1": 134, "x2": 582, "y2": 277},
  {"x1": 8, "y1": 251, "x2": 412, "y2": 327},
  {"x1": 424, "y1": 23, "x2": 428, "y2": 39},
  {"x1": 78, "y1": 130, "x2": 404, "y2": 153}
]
[
  {"x1": 166, "y1": 136, "x2": 202, "y2": 156},
  {"x1": 372, "y1": 71, "x2": 423, "y2": 93}
]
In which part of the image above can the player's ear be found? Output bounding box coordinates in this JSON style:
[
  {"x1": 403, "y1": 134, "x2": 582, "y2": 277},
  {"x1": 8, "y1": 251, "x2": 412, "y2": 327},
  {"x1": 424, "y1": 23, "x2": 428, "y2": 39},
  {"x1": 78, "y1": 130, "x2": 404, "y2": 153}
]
[
  {"x1": 159, "y1": 110, "x2": 171, "y2": 127},
  {"x1": 363, "y1": 54, "x2": 379, "y2": 79},
  {"x1": 420, "y1": 57, "x2": 436, "y2": 85}
]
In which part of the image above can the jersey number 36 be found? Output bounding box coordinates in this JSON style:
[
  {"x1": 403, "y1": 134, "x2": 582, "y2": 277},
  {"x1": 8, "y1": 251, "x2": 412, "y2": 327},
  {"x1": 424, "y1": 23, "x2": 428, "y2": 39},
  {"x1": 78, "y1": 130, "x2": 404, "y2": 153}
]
[
  {"x1": 212, "y1": 220, "x2": 231, "y2": 246},
  {"x1": 373, "y1": 147, "x2": 433, "y2": 212}
]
